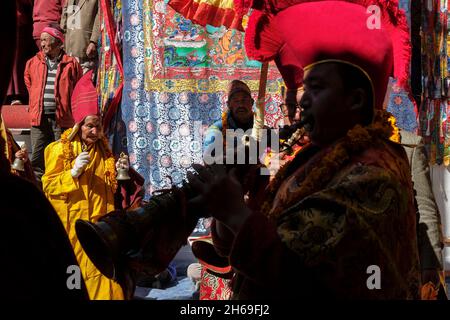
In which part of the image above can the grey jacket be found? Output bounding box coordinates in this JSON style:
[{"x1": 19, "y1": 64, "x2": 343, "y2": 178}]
[
  {"x1": 401, "y1": 130, "x2": 443, "y2": 270},
  {"x1": 60, "y1": 0, "x2": 100, "y2": 60}
]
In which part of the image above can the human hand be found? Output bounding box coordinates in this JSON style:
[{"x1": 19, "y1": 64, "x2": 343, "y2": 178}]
[
  {"x1": 86, "y1": 42, "x2": 97, "y2": 59},
  {"x1": 187, "y1": 163, "x2": 252, "y2": 235},
  {"x1": 15, "y1": 149, "x2": 28, "y2": 162},
  {"x1": 71, "y1": 151, "x2": 90, "y2": 178}
]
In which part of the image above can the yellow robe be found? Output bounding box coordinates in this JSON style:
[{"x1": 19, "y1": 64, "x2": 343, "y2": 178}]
[{"x1": 42, "y1": 135, "x2": 124, "y2": 300}]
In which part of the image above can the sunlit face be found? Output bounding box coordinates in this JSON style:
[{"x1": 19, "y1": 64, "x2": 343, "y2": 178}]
[
  {"x1": 40, "y1": 32, "x2": 62, "y2": 59},
  {"x1": 227, "y1": 91, "x2": 254, "y2": 126},
  {"x1": 81, "y1": 115, "x2": 103, "y2": 146}
]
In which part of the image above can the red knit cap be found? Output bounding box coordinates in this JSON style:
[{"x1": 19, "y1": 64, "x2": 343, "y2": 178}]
[
  {"x1": 244, "y1": 0, "x2": 412, "y2": 109},
  {"x1": 71, "y1": 70, "x2": 99, "y2": 124},
  {"x1": 42, "y1": 26, "x2": 65, "y2": 44}
]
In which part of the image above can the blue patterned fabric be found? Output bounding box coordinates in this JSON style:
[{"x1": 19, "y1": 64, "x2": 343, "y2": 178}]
[
  {"x1": 123, "y1": 0, "x2": 225, "y2": 199},
  {"x1": 387, "y1": 79, "x2": 418, "y2": 133}
]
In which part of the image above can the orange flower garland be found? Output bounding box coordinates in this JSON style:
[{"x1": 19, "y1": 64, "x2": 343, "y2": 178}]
[
  {"x1": 60, "y1": 129, "x2": 76, "y2": 171},
  {"x1": 262, "y1": 109, "x2": 400, "y2": 221}
]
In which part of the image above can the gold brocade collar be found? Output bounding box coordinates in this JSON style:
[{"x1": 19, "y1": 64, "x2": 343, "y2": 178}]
[{"x1": 262, "y1": 109, "x2": 400, "y2": 221}]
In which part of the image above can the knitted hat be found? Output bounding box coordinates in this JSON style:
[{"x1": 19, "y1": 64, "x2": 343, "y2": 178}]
[{"x1": 42, "y1": 26, "x2": 65, "y2": 44}]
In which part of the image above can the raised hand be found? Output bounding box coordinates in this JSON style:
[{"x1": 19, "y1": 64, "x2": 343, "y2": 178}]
[{"x1": 71, "y1": 151, "x2": 90, "y2": 178}]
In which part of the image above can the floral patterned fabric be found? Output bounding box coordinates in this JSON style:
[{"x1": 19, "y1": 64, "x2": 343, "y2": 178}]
[
  {"x1": 418, "y1": 0, "x2": 449, "y2": 165},
  {"x1": 199, "y1": 267, "x2": 232, "y2": 300}
]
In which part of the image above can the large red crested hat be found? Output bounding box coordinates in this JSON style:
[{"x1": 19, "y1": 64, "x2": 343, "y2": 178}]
[
  {"x1": 241, "y1": 0, "x2": 412, "y2": 109},
  {"x1": 67, "y1": 70, "x2": 100, "y2": 141}
]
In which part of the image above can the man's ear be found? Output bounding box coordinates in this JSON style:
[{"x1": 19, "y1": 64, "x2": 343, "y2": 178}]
[{"x1": 348, "y1": 88, "x2": 367, "y2": 112}]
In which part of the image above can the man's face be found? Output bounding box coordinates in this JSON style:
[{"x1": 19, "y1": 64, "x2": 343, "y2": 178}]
[
  {"x1": 40, "y1": 32, "x2": 61, "y2": 58},
  {"x1": 299, "y1": 63, "x2": 356, "y2": 147},
  {"x1": 227, "y1": 91, "x2": 254, "y2": 126},
  {"x1": 81, "y1": 115, "x2": 103, "y2": 146}
]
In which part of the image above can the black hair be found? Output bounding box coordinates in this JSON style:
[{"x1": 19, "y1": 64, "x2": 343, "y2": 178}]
[{"x1": 335, "y1": 63, "x2": 374, "y2": 125}]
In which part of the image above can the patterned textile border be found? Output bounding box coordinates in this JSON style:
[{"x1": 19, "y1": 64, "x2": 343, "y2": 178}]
[
  {"x1": 143, "y1": 0, "x2": 282, "y2": 89},
  {"x1": 123, "y1": 0, "x2": 284, "y2": 199}
]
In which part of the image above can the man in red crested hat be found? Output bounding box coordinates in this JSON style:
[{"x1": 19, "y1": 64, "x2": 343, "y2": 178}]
[
  {"x1": 187, "y1": 0, "x2": 422, "y2": 299},
  {"x1": 24, "y1": 23, "x2": 83, "y2": 185},
  {"x1": 41, "y1": 70, "x2": 144, "y2": 300}
]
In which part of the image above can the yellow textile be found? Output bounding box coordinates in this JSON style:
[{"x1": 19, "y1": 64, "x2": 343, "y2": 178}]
[
  {"x1": 42, "y1": 134, "x2": 124, "y2": 300},
  {"x1": 192, "y1": 0, "x2": 234, "y2": 9}
]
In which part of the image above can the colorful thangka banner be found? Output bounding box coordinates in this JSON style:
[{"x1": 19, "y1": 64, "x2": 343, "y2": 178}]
[
  {"x1": 122, "y1": 0, "x2": 284, "y2": 199},
  {"x1": 386, "y1": 0, "x2": 419, "y2": 133},
  {"x1": 143, "y1": 0, "x2": 282, "y2": 104}
]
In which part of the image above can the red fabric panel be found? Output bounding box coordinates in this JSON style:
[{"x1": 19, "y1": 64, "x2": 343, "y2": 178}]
[
  {"x1": 169, "y1": 0, "x2": 244, "y2": 31},
  {"x1": 1, "y1": 105, "x2": 31, "y2": 129}
]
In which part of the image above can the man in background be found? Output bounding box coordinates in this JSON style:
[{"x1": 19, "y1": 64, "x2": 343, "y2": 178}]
[{"x1": 25, "y1": 24, "x2": 82, "y2": 183}]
